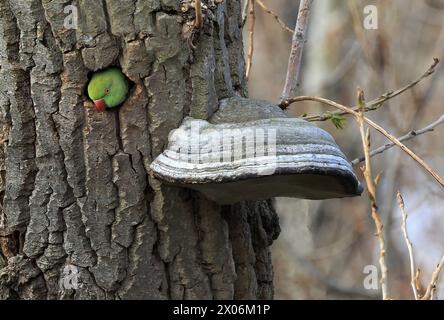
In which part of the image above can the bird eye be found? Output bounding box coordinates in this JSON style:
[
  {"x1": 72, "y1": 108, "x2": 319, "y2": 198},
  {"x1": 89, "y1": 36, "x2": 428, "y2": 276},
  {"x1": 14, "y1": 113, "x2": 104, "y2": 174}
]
[{"x1": 105, "y1": 88, "x2": 110, "y2": 95}]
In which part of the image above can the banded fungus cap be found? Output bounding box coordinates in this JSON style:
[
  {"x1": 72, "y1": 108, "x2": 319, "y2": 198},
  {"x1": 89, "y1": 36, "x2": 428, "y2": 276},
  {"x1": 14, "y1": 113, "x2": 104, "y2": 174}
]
[{"x1": 150, "y1": 97, "x2": 363, "y2": 204}]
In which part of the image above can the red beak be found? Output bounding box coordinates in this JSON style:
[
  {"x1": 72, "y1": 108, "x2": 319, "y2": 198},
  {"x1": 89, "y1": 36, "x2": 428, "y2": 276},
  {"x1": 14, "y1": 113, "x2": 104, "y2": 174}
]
[{"x1": 94, "y1": 99, "x2": 106, "y2": 111}]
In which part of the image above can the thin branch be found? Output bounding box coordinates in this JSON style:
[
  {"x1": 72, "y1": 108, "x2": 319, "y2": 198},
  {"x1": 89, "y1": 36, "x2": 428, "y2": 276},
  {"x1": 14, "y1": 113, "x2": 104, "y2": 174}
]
[
  {"x1": 356, "y1": 88, "x2": 389, "y2": 300},
  {"x1": 283, "y1": 95, "x2": 444, "y2": 189},
  {"x1": 194, "y1": 0, "x2": 203, "y2": 29},
  {"x1": 280, "y1": 0, "x2": 314, "y2": 103},
  {"x1": 422, "y1": 255, "x2": 444, "y2": 300},
  {"x1": 415, "y1": 269, "x2": 423, "y2": 296},
  {"x1": 255, "y1": 0, "x2": 293, "y2": 33},
  {"x1": 352, "y1": 114, "x2": 444, "y2": 165},
  {"x1": 245, "y1": 0, "x2": 255, "y2": 80},
  {"x1": 397, "y1": 192, "x2": 419, "y2": 300},
  {"x1": 301, "y1": 59, "x2": 440, "y2": 122}
]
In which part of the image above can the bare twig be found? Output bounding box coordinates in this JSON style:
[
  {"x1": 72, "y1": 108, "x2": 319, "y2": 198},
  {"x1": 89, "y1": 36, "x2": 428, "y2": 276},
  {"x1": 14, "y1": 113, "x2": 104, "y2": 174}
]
[
  {"x1": 245, "y1": 0, "x2": 255, "y2": 79},
  {"x1": 422, "y1": 255, "x2": 444, "y2": 300},
  {"x1": 280, "y1": 0, "x2": 314, "y2": 104},
  {"x1": 302, "y1": 59, "x2": 440, "y2": 122},
  {"x1": 415, "y1": 269, "x2": 423, "y2": 296},
  {"x1": 255, "y1": 0, "x2": 293, "y2": 33},
  {"x1": 397, "y1": 192, "x2": 419, "y2": 300},
  {"x1": 356, "y1": 88, "x2": 389, "y2": 300},
  {"x1": 352, "y1": 114, "x2": 444, "y2": 165},
  {"x1": 194, "y1": 0, "x2": 203, "y2": 29},
  {"x1": 283, "y1": 95, "x2": 444, "y2": 189}
]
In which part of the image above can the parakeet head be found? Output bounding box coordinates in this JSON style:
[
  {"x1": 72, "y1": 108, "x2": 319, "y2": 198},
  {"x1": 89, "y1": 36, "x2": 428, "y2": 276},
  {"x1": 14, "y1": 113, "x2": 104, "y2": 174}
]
[{"x1": 87, "y1": 67, "x2": 129, "y2": 111}]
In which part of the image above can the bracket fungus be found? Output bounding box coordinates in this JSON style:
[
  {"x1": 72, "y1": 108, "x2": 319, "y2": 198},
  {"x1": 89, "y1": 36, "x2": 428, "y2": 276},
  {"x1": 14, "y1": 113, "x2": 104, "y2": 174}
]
[{"x1": 150, "y1": 97, "x2": 363, "y2": 204}]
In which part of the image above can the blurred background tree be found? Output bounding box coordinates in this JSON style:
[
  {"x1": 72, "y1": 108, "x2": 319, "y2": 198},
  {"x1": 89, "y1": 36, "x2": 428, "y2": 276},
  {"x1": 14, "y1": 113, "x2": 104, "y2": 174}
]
[{"x1": 247, "y1": 0, "x2": 444, "y2": 299}]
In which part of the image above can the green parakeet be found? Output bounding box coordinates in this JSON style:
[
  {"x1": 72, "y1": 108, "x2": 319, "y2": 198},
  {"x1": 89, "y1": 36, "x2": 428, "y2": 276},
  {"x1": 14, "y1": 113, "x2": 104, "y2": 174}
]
[{"x1": 87, "y1": 67, "x2": 129, "y2": 111}]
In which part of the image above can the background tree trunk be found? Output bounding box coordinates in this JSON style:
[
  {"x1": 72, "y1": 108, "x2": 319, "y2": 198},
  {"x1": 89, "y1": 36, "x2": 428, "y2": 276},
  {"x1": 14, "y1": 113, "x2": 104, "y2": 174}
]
[{"x1": 0, "y1": 0, "x2": 280, "y2": 300}]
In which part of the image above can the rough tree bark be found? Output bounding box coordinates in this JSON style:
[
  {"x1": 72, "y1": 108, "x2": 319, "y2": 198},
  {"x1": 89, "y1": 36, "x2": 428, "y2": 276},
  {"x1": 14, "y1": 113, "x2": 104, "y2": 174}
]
[{"x1": 0, "y1": 0, "x2": 280, "y2": 299}]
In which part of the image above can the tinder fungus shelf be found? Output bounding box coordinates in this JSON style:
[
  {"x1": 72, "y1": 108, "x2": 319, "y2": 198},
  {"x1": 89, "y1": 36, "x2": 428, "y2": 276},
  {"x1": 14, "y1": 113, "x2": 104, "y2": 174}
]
[{"x1": 150, "y1": 97, "x2": 363, "y2": 204}]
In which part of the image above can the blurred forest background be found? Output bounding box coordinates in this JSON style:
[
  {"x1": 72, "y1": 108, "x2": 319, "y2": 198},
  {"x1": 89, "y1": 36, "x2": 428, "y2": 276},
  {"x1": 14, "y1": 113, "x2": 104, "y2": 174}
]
[{"x1": 245, "y1": 0, "x2": 444, "y2": 299}]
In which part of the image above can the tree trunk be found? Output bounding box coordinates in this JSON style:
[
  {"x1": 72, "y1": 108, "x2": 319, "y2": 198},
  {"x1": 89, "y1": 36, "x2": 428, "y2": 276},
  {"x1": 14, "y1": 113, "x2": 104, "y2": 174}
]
[{"x1": 0, "y1": 0, "x2": 280, "y2": 300}]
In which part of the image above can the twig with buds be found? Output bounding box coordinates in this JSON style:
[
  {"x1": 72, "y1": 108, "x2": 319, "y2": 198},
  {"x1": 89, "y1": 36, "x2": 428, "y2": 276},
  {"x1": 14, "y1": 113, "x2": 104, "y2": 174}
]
[
  {"x1": 352, "y1": 114, "x2": 444, "y2": 165},
  {"x1": 422, "y1": 255, "x2": 444, "y2": 300},
  {"x1": 256, "y1": 0, "x2": 293, "y2": 33},
  {"x1": 397, "y1": 192, "x2": 419, "y2": 300},
  {"x1": 301, "y1": 59, "x2": 440, "y2": 122},
  {"x1": 282, "y1": 95, "x2": 444, "y2": 189},
  {"x1": 356, "y1": 88, "x2": 389, "y2": 300}
]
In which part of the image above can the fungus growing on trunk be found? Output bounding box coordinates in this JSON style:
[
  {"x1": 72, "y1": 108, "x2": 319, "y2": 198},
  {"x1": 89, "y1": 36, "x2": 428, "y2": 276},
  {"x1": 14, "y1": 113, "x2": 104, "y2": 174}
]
[{"x1": 150, "y1": 97, "x2": 362, "y2": 204}]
